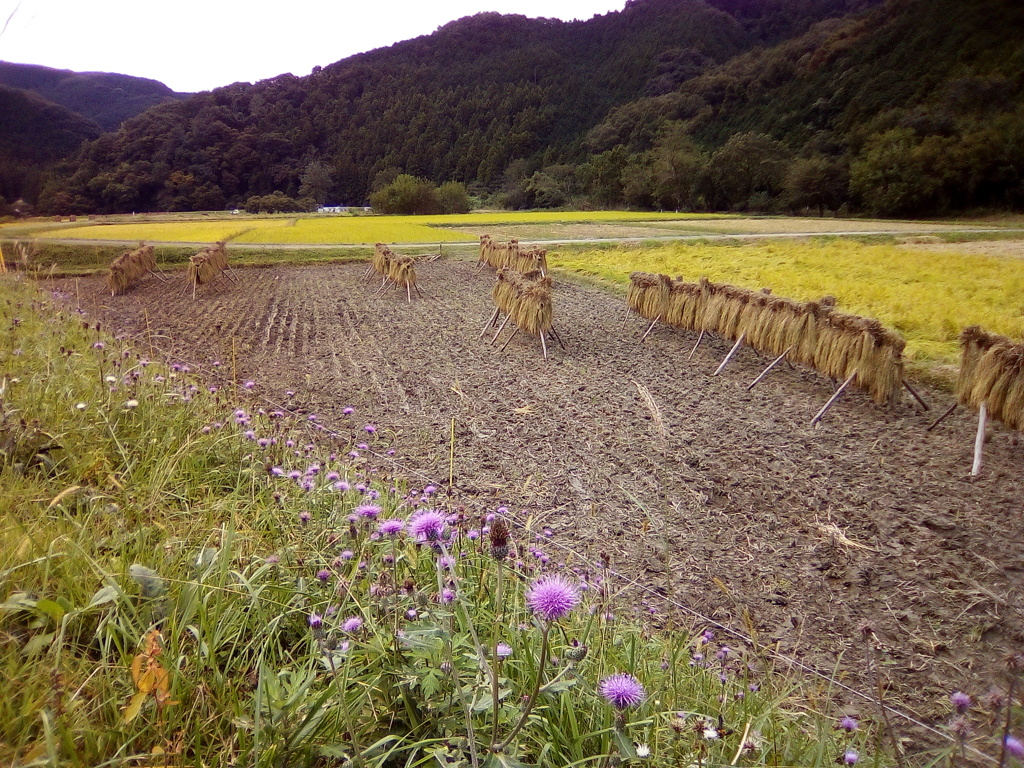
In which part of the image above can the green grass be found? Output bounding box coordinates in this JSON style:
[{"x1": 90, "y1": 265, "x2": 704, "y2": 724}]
[
  {"x1": 0, "y1": 274, "x2": 904, "y2": 767},
  {"x1": 550, "y1": 239, "x2": 1024, "y2": 381}
]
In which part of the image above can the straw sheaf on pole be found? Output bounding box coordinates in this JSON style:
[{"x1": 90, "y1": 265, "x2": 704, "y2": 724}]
[
  {"x1": 627, "y1": 272, "x2": 671, "y2": 320},
  {"x1": 107, "y1": 241, "x2": 159, "y2": 296},
  {"x1": 187, "y1": 241, "x2": 231, "y2": 298},
  {"x1": 372, "y1": 242, "x2": 395, "y2": 277},
  {"x1": 492, "y1": 268, "x2": 553, "y2": 336},
  {"x1": 642, "y1": 272, "x2": 904, "y2": 404},
  {"x1": 958, "y1": 326, "x2": 1024, "y2": 430}
]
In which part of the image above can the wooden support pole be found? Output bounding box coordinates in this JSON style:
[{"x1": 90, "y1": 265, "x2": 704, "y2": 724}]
[
  {"x1": 638, "y1": 314, "x2": 662, "y2": 343},
  {"x1": 971, "y1": 401, "x2": 987, "y2": 477},
  {"x1": 811, "y1": 372, "x2": 857, "y2": 426},
  {"x1": 479, "y1": 308, "x2": 500, "y2": 339},
  {"x1": 550, "y1": 326, "x2": 567, "y2": 350},
  {"x1": 490, "y1": 315, "x2": 511, "y2": 345},
  {"x1": 498, "y1": 327, "x2": 520, "y2": 352},
  {"x1": 747, "y1": 346, "x2": 792, "y2": 391},
  {"x1": 539, "y1": 331, "x2": 548, "y2": 360},
  {"x1": 713, "y1": 333, "x2": 746, "y2": 376},
  {"x1": 621, "y1": 305, "x2": 633, "y2": 330},
  {"x1": 902, "y1": 378, "x2": 930, "y2": 411},
  {"x1": 687, "y1": 330, "x2": 704, "y2": 361},
  {"x1": 926, "y1": 402, "x2": 957, "y2": 432},
  {"x1": 405, "y1": 281, "x2": 412, "y2": 303}
]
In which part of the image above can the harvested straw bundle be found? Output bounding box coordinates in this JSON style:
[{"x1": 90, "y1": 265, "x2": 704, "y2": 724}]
[
  {"x1": 107, "y1": 251, "x2": 139, "y2": 296},
  {"x1": 509, "y1": 247, "x2": 548, "y2": 275},
  {"x1": 130, "y1": 242, "x2": 157, "y2": 273},
  {"x1": 188, "y1": 252, "x2": 218, "y2": 286},
  {"x1": 736, "y1": 290, "x2": 773, "y2": 350},
  {"x1": 478, "y1": 235, "x2": 494, "y2": 268},
  {"x1": 959, "y1": 326, "x2": 1024, "y2": 430},
  {"x1": 696, "y1": 277, "x2": 728, "y2": 333},
  {"x1": 627, "y1": 272, "x2": 671, "y2": 320},
  {"x1": 387, "y1": 255, "x2": 419, "y2": 301},
  {"x1": 853, "y1": 319, "x2": 905, "y2": 404},
  {"x1": 372, "y1": 243, "x2": 395, "y2": 277},
  {"x1": 665, "y1": 278, "x2": 703, "y2": 331},
  {"x1": 511, "y1": 275, "x2": 553, "y2": 336}
]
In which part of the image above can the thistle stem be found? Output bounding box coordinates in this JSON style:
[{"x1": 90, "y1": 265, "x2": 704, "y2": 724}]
[{"x1": 496, "y1": 622, "x2": 551, "y2": 752}]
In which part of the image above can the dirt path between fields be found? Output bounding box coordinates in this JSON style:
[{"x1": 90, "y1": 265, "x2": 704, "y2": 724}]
[{"x1": 55, "y1": 259, "x2": 1024, "y2": 753}]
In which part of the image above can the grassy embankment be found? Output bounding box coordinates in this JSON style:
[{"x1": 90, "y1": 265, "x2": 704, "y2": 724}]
[{"x1": 0, "y1": 274, "x2": 893, "y2": 767}]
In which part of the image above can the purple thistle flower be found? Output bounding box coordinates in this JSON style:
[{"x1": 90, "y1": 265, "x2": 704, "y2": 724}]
[
  {"x1": 843, "y1": 750, "x2": 859, "y2": 766},
  {"x1": 950, "y1": 691, "x2": 971, "y2": 713},
  {"x1": 340, "y1": 549, "x2": 354, "y2": 560},
  {"x1": 266, "y1": 554, "x2": 280, "y2": 564},
  {"x1": 334, "y1": 481, "x2": 351, "y2": 492},
  {"x1": 343, "y1": 406, "x2": 354, "y2": 414},
  {"x1": 840, "y1": 716, "x2": 859, "y2": 733},
  {"x1": 270, "y1": 466, "x2": 284, "y2": 476},
  {"x1": 355, "y1": 504, "x2": 381, "y2": 519},
  {"x1": 326, "y1": 472, "x2": 340, "y2": 481},
  {"x1": 526, "y1": 574, "x2": 580, "y2": 622},
  {"x1": 438, "y1": 555, "x2": 455, "y2": 570},
  {"x1": 298, "y1": 511, "x2": 311, "y2": 525},
  {"x1": 379, "y1": 518, "x2": 405, "y2": 536},
  {"x1": 441, "y1": 588, "x2": 455, "y2": 604},
  {"x1": 342, "y1": 616, "x2": 363, "y2": 633},
  {"x1": 308, "y1": 612, "x2": 323, "y2": 629},
  {"x1": 316, "y1": 569, "x2": 331, "y2": 582},
  {"x1": 408, "y1": 509, "x2": 448, "y2": 543},
  {"x1": 496, "y1": 642, "x2": 513, "y2": 658},
  {"x1": 599, "y1": 673, "x2": 646, "y2": 709},
  {"x1": 244, "y1": 380, "x2": 255, "y2": 389},
  {"x1": 1005, "y1": 736, "x2": 1024, "y2": 760}
]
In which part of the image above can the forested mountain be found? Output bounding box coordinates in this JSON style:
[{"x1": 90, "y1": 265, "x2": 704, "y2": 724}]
[
  {"x1": 0, "y1": 62, "x2": 187, "y2": 131},
  {"x1": 23, "y1": 0, "x2": 1024, "y2": 216},
  {"x1": 0, "y1": 85, "x2": 102, "y2": 212}
]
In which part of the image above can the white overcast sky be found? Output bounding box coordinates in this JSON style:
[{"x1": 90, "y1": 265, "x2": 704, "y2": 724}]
[{"x1": 1, "y1": 0, "x2": 625, "y2": 93}]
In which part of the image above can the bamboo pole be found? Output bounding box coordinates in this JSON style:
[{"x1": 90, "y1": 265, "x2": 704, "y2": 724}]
[
  {"x1": 687, "y1": 330, "x2": 704, "y2": 361},
  {"x1": 926, "y1": 402, "x2": 957, "y2": 432},
  {"x1": 498, "y1": 327, "x2": 520, "y2": 352},
  {"x1": 713, "y1": 333, "x2": 746, "y2": 376},
  {"x1": 747, "y1": 346, "x2": 792, "y2": 391},
  {"x1": 638, "y1": 315, "x2": 661, "y2": 343},
  {"x1": 811, "y1": 372, "x2": 857, "y2": 426},
  {"x1": 971, "y1": 402, "x2": 987, "y2": 476},
  {"x1": 490, "y1": 315, "x2": 511, "y2": 345},
  {"x1": 901, "y1": 379, "x2": 930, "y2": 411},
  {"x1": 479, "y1": 308, "x2": 500, "y2": 338}
]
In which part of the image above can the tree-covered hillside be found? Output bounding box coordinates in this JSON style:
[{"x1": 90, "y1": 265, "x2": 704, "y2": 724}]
[
  {"x1": 35, "y1": 0, "x2": 874, "y2": 214},
  {"x1": 0, "y1": 62, "x2": 187, "y2": 131},
  {"x1": 583, "y1": 0, "x2": 1024, "y2": 215},
  {"x1": 0, "y1": 85, "x2": 102, "y2": 212}
]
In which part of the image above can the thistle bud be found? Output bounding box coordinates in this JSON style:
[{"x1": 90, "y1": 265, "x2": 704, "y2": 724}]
[
  {"x1": 490, "y1": 519, "x2": 510, "y2": 560},
  {"x1": 565, "y1": 639, "x2": 588, "y2": 662}
]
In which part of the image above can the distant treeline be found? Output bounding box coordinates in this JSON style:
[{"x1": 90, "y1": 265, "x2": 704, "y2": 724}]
[{"x1": 6, "y1": 0, "x2": 1023, "y2": 218}]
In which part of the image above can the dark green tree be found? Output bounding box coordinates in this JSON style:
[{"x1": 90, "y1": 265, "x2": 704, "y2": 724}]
[{"x1": 299, "y1": 160, "x2": 334, "y2": 206}]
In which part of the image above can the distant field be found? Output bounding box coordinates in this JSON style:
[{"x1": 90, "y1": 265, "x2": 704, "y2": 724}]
[
  {"x1": 551, "y1": 239, "x2": 1024, "y2": 376},
  {"x1": 26, "y1": 211, "x2": 730, "y2": 245}
]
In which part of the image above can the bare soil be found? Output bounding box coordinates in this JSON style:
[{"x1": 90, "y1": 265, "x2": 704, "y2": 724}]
[{"x1": 56, "y1": 259, "x2": 1024, "y2": 750}]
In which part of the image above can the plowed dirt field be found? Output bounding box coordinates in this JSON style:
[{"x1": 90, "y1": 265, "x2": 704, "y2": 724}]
[{"x1": 56, "y1": 258, "x2": 1024, "y2": 749}]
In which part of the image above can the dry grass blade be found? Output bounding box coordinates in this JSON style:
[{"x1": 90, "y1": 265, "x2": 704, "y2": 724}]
[{"x1": 634, "y1": 380, "x2": 667, "y2": 438}]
